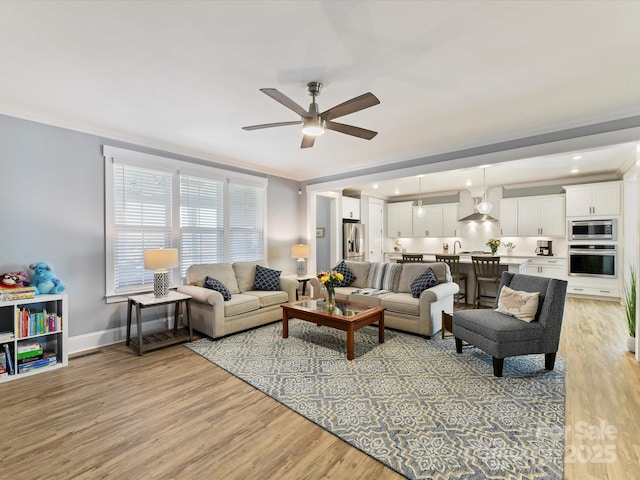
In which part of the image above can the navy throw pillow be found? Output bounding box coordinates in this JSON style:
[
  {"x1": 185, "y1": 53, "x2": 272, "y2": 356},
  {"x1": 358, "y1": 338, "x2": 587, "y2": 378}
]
[
  {"x1": 333, "y1": 260, "x2": 356, "y2": 287},
  {"x1": 203, "y1": 276, "x2": 232, "y2": 301},
  {"x1": 410, "y1": 268, "x2": 438, "y2": 298},
  {"x1": 253, "y1": 265, "x2": 282, "y2": 291}
]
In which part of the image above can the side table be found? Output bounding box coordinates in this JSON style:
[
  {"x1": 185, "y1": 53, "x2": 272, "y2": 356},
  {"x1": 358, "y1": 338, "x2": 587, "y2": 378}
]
[
  {"x1": 442, "y1": 311, "x2": 453, "y2": 339},
  {"x1": 283, "y1": 274, "x2": 315, "y2": 300},
  {"x1": 126, "y1": 291, "x2": 193, "y2": 355}
]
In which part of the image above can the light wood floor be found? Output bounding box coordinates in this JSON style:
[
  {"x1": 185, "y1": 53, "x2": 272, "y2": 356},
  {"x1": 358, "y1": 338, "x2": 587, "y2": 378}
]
[{"x1": 1, "y1": 298, "x2": 638, "y2": 479}]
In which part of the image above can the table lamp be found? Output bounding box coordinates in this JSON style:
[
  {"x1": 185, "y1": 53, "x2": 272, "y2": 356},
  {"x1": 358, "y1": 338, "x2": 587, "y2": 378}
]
[
  {"x1": 291, "y1": 244, "x2": 311, "y2": 276},
  {"x1": 144, "y1": 248, "x2": 179, "y2": 297}
]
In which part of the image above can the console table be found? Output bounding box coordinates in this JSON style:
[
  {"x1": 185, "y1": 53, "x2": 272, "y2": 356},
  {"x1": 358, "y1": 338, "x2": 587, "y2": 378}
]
[{"x1": 126, "y1": 291, "x2": 193, "y2": 355}]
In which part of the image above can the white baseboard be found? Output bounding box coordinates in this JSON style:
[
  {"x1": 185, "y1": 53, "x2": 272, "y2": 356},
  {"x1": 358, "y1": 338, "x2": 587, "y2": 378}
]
[{"x1": 68, "y1": 318, "x2": 169, "y2": 354}]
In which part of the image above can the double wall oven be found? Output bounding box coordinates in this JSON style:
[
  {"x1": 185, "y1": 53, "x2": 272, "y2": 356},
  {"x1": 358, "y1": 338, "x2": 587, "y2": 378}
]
[{"x1": 568, "y1": 219, "x2": 617, "y2": 278}]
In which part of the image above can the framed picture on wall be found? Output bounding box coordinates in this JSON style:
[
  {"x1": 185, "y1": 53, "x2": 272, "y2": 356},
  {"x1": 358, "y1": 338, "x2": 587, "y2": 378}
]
[{"x1": 316, "y1": 227, "x2": 325, "y2": 237}]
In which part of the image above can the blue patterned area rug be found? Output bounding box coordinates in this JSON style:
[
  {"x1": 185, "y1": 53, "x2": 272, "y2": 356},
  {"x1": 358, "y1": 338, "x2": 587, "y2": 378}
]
[{"x1": 186, "y1": 320, "x2": 565, "y2": 480}]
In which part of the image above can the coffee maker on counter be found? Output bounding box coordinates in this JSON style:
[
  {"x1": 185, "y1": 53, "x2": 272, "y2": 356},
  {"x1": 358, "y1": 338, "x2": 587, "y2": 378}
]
[{"x1": 535, "y1": 240, "x2": 553, "y2": 256}]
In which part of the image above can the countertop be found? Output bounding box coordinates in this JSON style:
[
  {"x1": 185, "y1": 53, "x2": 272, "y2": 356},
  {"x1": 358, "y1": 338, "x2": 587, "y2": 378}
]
[{"x1": 384, "y1": 252, "x2": 566, "y2": 266}]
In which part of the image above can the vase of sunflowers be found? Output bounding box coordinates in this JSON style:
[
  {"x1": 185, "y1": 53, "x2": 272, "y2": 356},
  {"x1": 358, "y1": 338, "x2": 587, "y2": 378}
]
[
  {"x1": 486, "y1": 238, "x2": 501, "y2": 256},
  {"x1": 316, "y1": 269, "x2": 344, "y2": 310}
]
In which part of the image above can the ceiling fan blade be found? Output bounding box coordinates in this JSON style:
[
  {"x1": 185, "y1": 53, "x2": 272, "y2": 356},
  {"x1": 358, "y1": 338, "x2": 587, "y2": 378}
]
[
  {"x1": 301, "y1": 135, "x2": 315, "y2": 148},
  {"x1": 325, "y1": 120, "x2": 377, "y2": 140},
  {"x1": 242, "y1": 121, "x2": 301, "y2": 131},
  {"x1": 321, "y1": 92, "x2": 380, "y2": 121},
  {"x1": 260, "y1": 88, "x2": 311, "y2": 118}
]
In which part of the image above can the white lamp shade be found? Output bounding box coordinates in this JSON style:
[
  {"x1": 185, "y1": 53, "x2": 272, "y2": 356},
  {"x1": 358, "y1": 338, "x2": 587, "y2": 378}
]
[
  {"x1": 144, "y1": 248, "x2": 179, "y2": 270},
  {"x1": 291, "y1": 244, "x2": 311, "y2": 259}
]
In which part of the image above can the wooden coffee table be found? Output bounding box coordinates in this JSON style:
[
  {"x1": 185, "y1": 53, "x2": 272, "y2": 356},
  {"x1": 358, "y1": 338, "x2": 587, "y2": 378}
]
[{"x1": 281, "y1": 298, "x2": 385, "y2": 360}]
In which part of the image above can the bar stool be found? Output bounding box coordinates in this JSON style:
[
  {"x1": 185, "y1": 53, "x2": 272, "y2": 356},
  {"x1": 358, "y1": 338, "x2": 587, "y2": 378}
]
[
  {"x1": 471, "y1": 256, "x2": 501, "y2": 308},
  {"x1": 435, "y1": 254, "x2": 467, "y2": 306},
  {"x1": 401, "y1": 253, "x2": 424, "y2": 263}
]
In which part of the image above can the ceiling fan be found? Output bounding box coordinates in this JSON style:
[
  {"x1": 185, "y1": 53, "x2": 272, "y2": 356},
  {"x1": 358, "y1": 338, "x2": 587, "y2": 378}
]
[{"x1": 242, "y1": 82, "x2": 380, "y2": 148}]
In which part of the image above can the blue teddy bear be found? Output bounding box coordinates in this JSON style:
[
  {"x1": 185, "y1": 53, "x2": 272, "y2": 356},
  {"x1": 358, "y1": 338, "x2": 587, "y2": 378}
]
[{"x1": 29, "y1": 262, "x2": 66, "y2": 295}]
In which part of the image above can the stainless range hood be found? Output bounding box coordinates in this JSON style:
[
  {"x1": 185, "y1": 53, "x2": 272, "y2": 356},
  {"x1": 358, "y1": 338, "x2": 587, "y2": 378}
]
[{"x1": 459, "y1": 197, "x2": 498, "y2": 222}]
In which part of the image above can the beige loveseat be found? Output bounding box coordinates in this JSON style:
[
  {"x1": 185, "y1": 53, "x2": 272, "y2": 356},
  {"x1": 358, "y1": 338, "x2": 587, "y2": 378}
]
[
  {"x1": 177, "y1": 261, "x2": 298, "y2": 339},
  {"x1": 309, "y1": 261, "x2": 459, "y2": 338}
]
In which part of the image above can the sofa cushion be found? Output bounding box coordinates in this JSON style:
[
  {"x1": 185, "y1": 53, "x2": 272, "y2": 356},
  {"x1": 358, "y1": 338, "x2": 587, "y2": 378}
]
[
  {"x1": 380, "y1": 293, "x2": 420, "y2": 316},
  {"x1": 253, "y1": 265, "x2": 282, "y2": 291},
  {"x1": 332, "y1": 260, "x2": 356, "y2": 286},
  {"x1": 223, "y1": 294, "x2": 261, "y2": 316},
  {"x1": 187, "y1": 263, "x2": 240, "y2": 294},
  {"x1": 244, "y1": 290, "x2": 289, "y2": 308},
  {"x1": 233, "y1": 261, "x2": 267, "y2": 292},
  {"x1": 203, "y1": 276, "x2": 232, "y2": 301},
  {"x1": 368, "y1": 262, "x2": 401, "y2": 290},
  {"x1": 410, "y1": 268, "x2": 438, "y2": 298},
  {"x1": 345, "y1": 261, "x2": 371, "y2": 288},
  {"x1": 454, "y1": 309, "x2": 544, "y2": 343},
  {"x1": 398, "y1": 262, "x2": 449, "y2": 293},
  {"x1": 495, "y1": 285, "x2": 540, "y2": 322}
]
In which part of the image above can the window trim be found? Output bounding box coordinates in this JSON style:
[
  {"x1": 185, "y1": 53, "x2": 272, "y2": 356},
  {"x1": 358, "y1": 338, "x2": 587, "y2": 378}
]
[{"x1": 104, "y1": 145, "x2": 267, "y2": 303}]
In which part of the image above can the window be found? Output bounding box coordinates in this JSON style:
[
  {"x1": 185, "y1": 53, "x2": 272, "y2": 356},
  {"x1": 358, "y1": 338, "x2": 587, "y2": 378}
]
[
  {"x1": 104, "y1": 146, "x2": 267, "y2": 299},
  {"x1": 180, "y1": 174, "x2": 224, "y2": 277}
]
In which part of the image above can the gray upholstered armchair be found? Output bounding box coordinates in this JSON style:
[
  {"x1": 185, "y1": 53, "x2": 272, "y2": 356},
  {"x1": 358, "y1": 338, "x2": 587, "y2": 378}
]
[{"x1": 453, "y1": 272, "x2": 568, "y2": 377}]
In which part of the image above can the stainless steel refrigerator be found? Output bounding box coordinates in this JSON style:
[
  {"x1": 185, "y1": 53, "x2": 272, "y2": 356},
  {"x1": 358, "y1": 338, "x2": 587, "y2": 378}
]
[{"x1": 343, "y1": 222, "x2": 365, "y2": 261}]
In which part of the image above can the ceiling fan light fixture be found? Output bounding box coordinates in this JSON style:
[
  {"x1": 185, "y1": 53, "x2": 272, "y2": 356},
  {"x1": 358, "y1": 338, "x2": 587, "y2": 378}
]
[{"x1": 302, "y1": 120, "x2": 325, "y2": 136}]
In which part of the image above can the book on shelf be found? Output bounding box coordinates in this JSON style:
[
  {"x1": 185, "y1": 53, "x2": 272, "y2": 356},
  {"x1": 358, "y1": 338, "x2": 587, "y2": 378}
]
[
  {"x1": 17, "y1": 340, "x2": 42, "y2": 354},
  {"x1": 0, "y1": 331, "x2": 14, "y2": 342},
  {"x1": 0, "y1": 350, "x2": 5, "y2": 369},
  {"x1": 18, "y1": 356, "x2": 56, "y2": 373},
  {"x1": 17, "y1": 347, "x2": 44, "y2": 360},
  {"x1": 2, "y1": 344, "x2": 14, "y2": 375},
  {"x1": 0, "y1": 284, "x2": 36, "y2": 301},
  {"x1": 16, "y1": 308, "x2": 62, "y2": 338}
]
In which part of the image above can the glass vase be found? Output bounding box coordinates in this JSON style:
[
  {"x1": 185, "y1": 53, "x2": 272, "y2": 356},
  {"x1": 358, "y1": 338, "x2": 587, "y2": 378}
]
[{"x1": 325, "y1": 286, "x2": 336, "y2": 311}]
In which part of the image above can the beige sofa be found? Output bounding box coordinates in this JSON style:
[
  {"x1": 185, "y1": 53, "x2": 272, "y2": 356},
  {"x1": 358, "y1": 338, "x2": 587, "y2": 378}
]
[
  {"x1": 309, "y1": 261, "x2": 459, "y2": 338},
  {"x1": 177, "y1": 261, "x2": 298, "y2": 339}
]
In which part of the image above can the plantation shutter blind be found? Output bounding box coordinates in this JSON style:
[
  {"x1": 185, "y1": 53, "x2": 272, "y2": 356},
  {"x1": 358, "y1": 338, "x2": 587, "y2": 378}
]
[
  {"x1": 229, "y1": 182, "x2": 264, "y2": 262},
  {"x1": 113, "y1": 163, "x2": 173, "y2": 293},
  {"x1": 180, "y1": 174, "x2": 225, "y2": 277}
]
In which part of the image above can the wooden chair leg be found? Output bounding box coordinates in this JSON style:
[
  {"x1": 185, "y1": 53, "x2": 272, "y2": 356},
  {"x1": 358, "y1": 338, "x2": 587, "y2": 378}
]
[
  {"x1": 455, "y1": 337, "x2": 462, "y2": 353},
  {"x1": 492, "y1": 357, "x2": 504, "y2": 377},
  {"x1": 545, "y1": 352, "x2": 557, "y2": 370}
]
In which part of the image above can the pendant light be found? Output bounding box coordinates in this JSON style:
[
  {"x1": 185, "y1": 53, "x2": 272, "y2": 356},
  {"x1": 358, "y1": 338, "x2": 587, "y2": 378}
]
[
  {"x1": 416, "y1": 175, "x2": 425, "y2": 218},
  {"x1": 476, "y1": 168, "x2": 493, "y2": 214}
]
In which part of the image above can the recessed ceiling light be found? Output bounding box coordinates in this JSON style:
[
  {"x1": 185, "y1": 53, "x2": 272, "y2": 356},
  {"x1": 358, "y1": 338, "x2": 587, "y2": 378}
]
[
  {"x1": 465, "y1": 180, "x2": 472, "y2": 187},
  {"x1": 570, "y1": 167, "x2": 579, "y2": 174},
  {"x1": 572, "y1": 155, "x2": 582, "y2": 160},
  {"x1": 394, "y1": 188, "x2": 400, "y2": 195},
  {"x1": 372, "y1": 183, "x2": 379, "y2": 189}
]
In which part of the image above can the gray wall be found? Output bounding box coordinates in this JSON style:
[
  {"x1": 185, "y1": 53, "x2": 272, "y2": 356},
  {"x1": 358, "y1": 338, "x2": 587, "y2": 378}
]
[
  {"x1": 0, "y1": 114, "x2": 300, "y2": 343},
  {"x1": 315, "y1": 196, "x2": 331, "y2": 270}
]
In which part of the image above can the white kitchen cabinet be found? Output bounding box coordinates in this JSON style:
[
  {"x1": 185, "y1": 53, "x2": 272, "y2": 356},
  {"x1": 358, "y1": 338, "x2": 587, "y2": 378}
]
[
  {"x1": 501, "y1": 195, "x2": 565, "y2": 237},
  {"x1": 386, "y1": 201, "x2": 413, "y2": 237},
  {"x1": 500, "y1": 199, "x2": 518, "y2": 236},
  {"x1": 517, "y1": 195, "x2": 565, "y2": 236},
  {"x1": 564, "y1": 181, "x2": 621, "y2": 217},
  {"x1": 525, "y1": 257, "x2": 566, "y2": 280},
  {"x1": 412, "y1": 203, "x2": 458, "y2": 237},
  {"x1": 342, "y1": 196, "x2": 360, "y2": 220}
]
